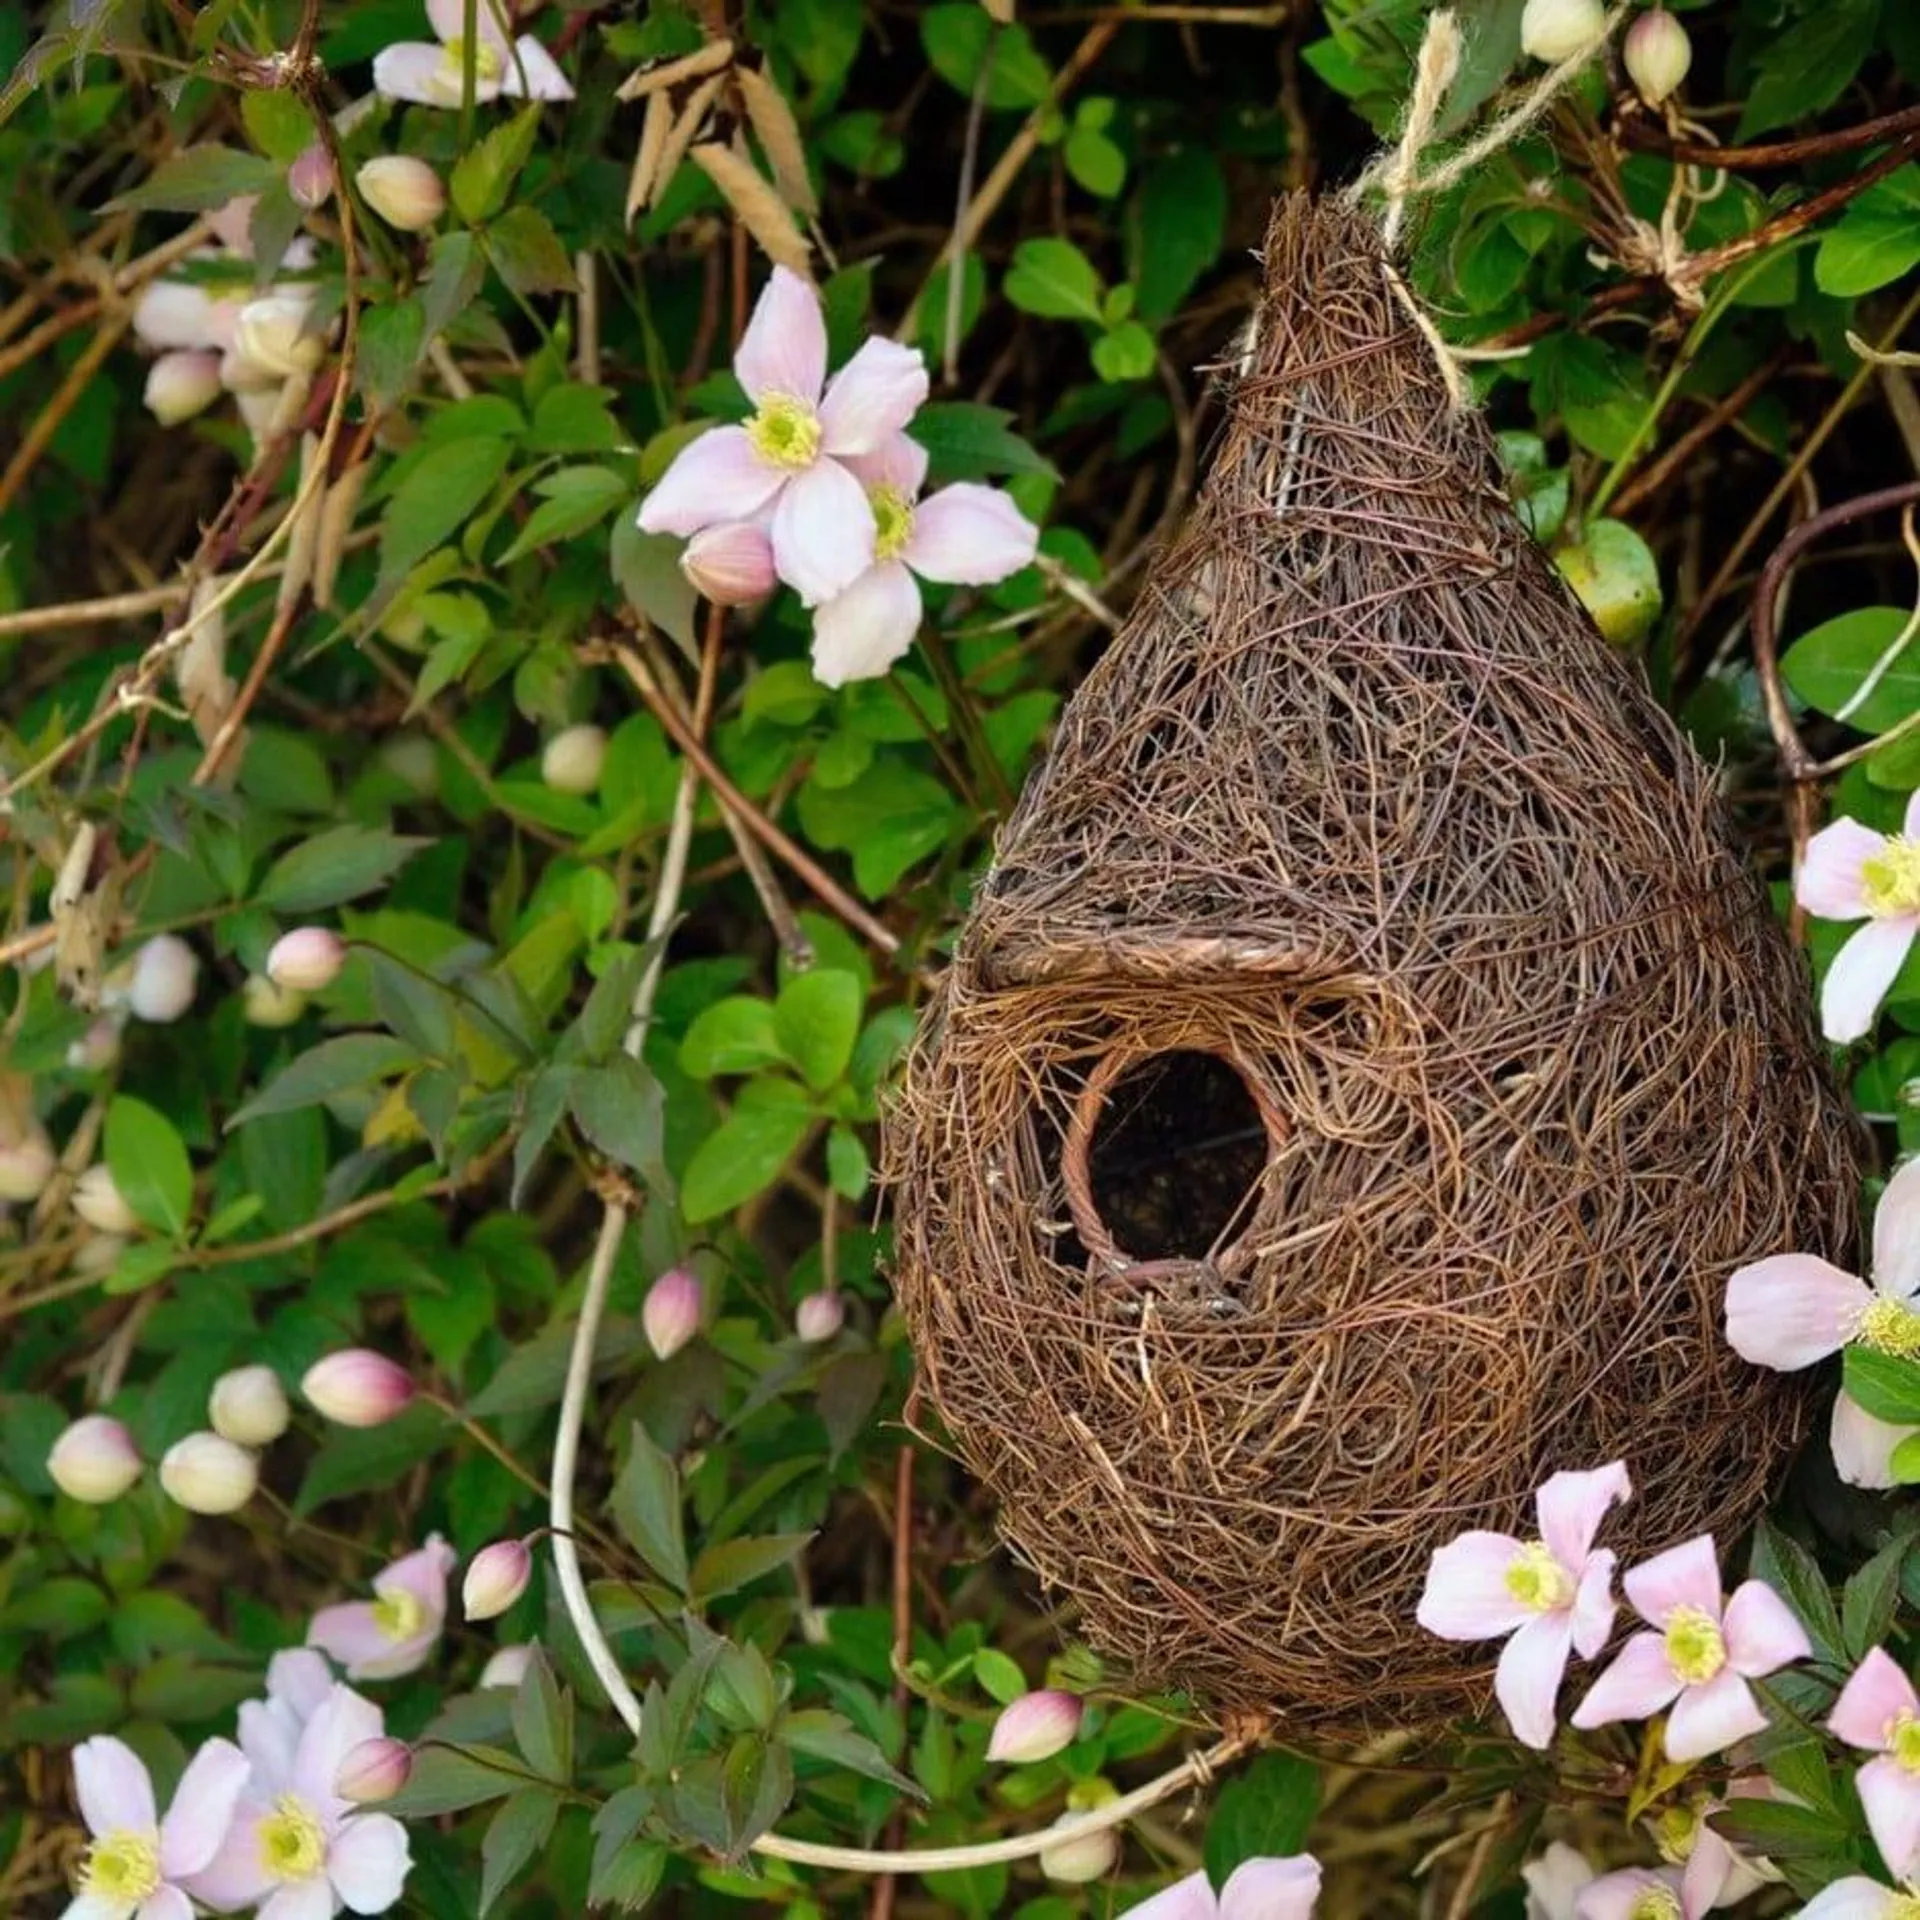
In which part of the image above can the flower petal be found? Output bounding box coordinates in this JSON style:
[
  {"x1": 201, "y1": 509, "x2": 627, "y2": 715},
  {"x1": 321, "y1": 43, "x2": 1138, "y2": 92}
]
[
  {"x1": 1120, "y1": 1869, "x2": 1220, "y2": 1920},
  {"x1": 159, "y1": 1737, "x2": 251, "y2": 1877},
  {"x1": 65, "y1": 1894, "x2": 128, "y2": 1920},
  {"x1": 328, "y1": 1812, "x2": 413, "y2": 1913},
  {"x1": 637, "y1": 427, "x2": 784, "y2": 539},
  {"x1": 1535, "y1": 1460, "x2": 1632, "y2": 1572},
  {"x1": 1678, "y1": 1826, "x2": 1735, "y2": 1917},
  {"x1": 1723, "y1": 1577, "x2": 1812, "y2": 1679},
  {"x1": 1574, "y1": 1868, "x2": 1682, "y2": 1920},
  {"x1": 426, "y1": 0, "x2": 513, "y2": 53},
  {"x1": 810, "y1": 562, "x2": 923, "y2": 688},
  {"x1": 1832, "y1": 1390, "x2": 1917, "y2": 1491},
  {"x1": 772, "y1": 456, "x2": 876, "y2": 606},
  {"x1": 818, "y1": 337, "x2": 929, "y2": 456},
  {"x1": 1570, "y1": 1631, "x2": 1682, "y2": 1728},
  {"x1": 257, "y1": 1880, "x2": 336, "y2": 1920},
  {"x1": 137, "y1": 1887, "x2": 194, "y2": 1920},
  {"x1": 377, "y1": 1535, "x2": 454, "y2": 1615},
  {"x1": 1495, "y1": 1609, "x2": 1575, "y2": 1750},
  {"x1": 1415, "y1": 1531, "x2": 1532, "y2": 1641},
  {"x1": 1569, "y1": 1551, "x2": 1619, "y2": 1660},
  {"x1": 267, "y1": 1648, "x2": 337, "y2": 1720},
  {"x1": 735, "y1": 266, "x2": 827, "y2": 404},
  {"x1": 134, "y1": 280, "x2": 219, "y2": 353},
  {"x1": 1796, "y1": 818, "x2": 1887, "y2": 921},
  {"x1": 1623, "y1": 1535, "x2": 1725, "y2": 1628},
  {"x1": 74, "y1": 1736, "x2": 157, "y2": 1838},
  {"x1": 1859, "y1": 1753, "x2": 1920, "y2": 1884},
  {"x1": 902, "y1": 483, "x2": 1039, "y2": 586},
  {"x1": 237, "y1": 1698, "x2": 300, "y2": 1788},
  {"x1": 843, "y1": 431, "x2": 929, "y2": 497},
  {"x1": 1799, "y1": 1882, "x2": 1906, "y2": 1920},
  {"x1": 1873, "y1": 1156, "x2": 1920, "y2": 1303},
  {"x1": 293, "y1": 1685, "x2": 385, "y2": 1820},
  {"x1": 1822, "y1": 916, "x2": 1920, "y2": 1045},
  {"x1": 372, "y1": 42, "x2": 478, "y2": 107},
  {"x1": 502, "y1": 34, "x2": 574, "y2": 101},
  {"x1": 1522, "y1": 1842, "x2": 1596, "y2": 1920},
  {"x1": 1220, "y1": 1854, "x2": 1322, "y2": 1920},
  {"x1": 307, "y1": 1602, "x2": 393, "y2": 1675},
  {"x1": 1665, "y1": 1669, "x2": 1767, "y2": 1763},
  {"x1": 182, "y1": 1802, "x2": 273, "y2": 1912},
  {"x1": 1724, "y1": 1253, "x2": 1872, "y2": 1370}
]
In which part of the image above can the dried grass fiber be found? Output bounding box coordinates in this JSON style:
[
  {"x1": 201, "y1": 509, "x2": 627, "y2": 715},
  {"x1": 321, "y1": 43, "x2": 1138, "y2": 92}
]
[{"x1": 886, "y1": 195, "x2": 1863, "y2": 1729}]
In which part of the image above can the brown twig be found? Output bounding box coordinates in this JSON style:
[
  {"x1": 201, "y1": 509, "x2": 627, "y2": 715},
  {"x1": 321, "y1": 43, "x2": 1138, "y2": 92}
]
[
  {"x1": 1610, "y1": 351, "x2": 1784, "y2": 519},
  {"x1": 1621, "y1": 100, "x2": 1920, "y2": 170}
]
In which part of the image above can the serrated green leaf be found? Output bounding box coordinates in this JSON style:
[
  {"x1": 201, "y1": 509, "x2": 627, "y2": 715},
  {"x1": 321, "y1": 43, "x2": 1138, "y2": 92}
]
[
  {"x1": 231, "y1": 1034, "x2": 418, "y2": 1127},
  {"x1": 511, "y1": 1652, "x2": 572, "y2": 1783},
  {"x1": 486, "y1": 204, "x2": 578, "y2": 298},
  {"x1": 380, "y1": 437, "x2": 515, "y2": 590},
  {"x1": 689, "y1": 1531, "x2": 813, "y2": 1605},
  {"x1": 610, "y1": 1421, "x2": 688, "y2": 1592},
  {"x1": 1203, "y1": 1752, "x2": 1321, "y2": 1884},
  {"x1": 1749, "y1": 1516, "x2": 1845, "y2": 1666},
  {"x1": 109, "y1": 144, "x2": 279, "y2": 212},
  {"x1": 451, "y1": 106, "x2": 542, "y2": 224},
  {"x1": 498, "y1": 464, "x2": 626, "y2": 562},
  {"x1": 480, "y1": 1788, "x2": 559, "y2": 1915},
  {"x1": 570, "y1": 1056, "x2": 668, "y2": 1192}
]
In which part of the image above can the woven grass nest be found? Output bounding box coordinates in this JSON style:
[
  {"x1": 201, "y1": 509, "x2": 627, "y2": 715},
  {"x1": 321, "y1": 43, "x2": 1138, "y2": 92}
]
[{"x1": 885, "y1": 194, "x2": 1865, "y2": 1732}]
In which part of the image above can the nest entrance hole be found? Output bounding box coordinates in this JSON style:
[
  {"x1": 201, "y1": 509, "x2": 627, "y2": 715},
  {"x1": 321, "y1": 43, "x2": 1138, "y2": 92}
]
[{"x1": 1073, "y1": 1050, "x2": 1273, "y2": 1267}]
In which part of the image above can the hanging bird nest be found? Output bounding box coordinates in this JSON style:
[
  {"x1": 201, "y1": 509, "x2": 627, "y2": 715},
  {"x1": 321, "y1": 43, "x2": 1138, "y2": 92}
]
[{"x1": 885, "y1": 194, "x2": 1863, "y2": 1732}]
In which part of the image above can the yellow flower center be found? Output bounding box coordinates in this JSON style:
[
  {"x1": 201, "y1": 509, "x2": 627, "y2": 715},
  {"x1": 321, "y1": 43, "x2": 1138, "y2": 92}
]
[
  {"x1": 871, "y1": 485, "x2": 915, "y2": 562},
  {"x1": 441, "y1": 36, "x2": 504, "y2": 82},
  {"x1": 1858, "y1": 1295, "x2": 1920, "y2": 1358},
  {"x1": 1864, "y1": 839, "x2": 1920, "y2": 917},
  {"x1": 1663, "y1": 1605, "x2": 1727, "y2": 1685},
  {"x1": 1892, "y1": 1710, "x2": 1920, "y2": 1773},
  {"x1": 258, "y1": 1794, "x2": 327, "y2": 1883},
  {"x1": 745, "y1": 394, "x2": 822, "y2": 472},
  {"x1": 1890, "y1": 1897, "x2": 1920, "y2": 1920},
  {"x1": 1503, "y1": 1540, "x2": 1575, "y2": 1613},
  {"x1": 1650, "y1": 1802, "x2": 1700, "y2": 1865},
  {"x1": 81, "y1": 1829, "x2": 162, "y2": 1902},
  {"x1": 372, "y1": 1586, "x2": 428, "y2": 1641},
  {"x1": 1628, "y1": 1893, "x2": 1681, "y2": 1920}
]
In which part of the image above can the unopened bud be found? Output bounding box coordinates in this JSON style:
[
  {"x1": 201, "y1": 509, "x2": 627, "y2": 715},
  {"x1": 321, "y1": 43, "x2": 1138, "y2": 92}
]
[
  {"x1": 66, "y1": 1017, "x2": 123, "y2": 1072},
  {"x1": 682, "y1": 522, "x2": 776, "y2": 607},
  {"x1": 380, "y1": 733, "x2": 440, "y2": 795},
  {"x1": 1624, "y1": 8, "x2": 1691, "y2": 104},
  {"x1": 145, "y1": 350, "x2": 224, "y2": 426},
  {"x1": 72, "y1": 1164, "x2": 140, "y2": 1236},
  {"x1": 336, "y1": 1736, "x2": 412, "y2": 1803},
  {"x1": 266, "y1": 927, "x2": 346, "y2": 992},
  {"x1": 541, "y1": 723, "x2": 607, "y2": 795},
  {"x1": 158, "y1": 1431, "x2": 258, "y2": 1514},
  {"x1": 480, "y1": 1643, "x2": 536, "y2": 1690},
  {"x1": 987, "y1": 1689, "x2": 1084, "y2": 1764},
  {"x1": 302, "y1": 1348, "x2": 416, "y2": 1426},
  {"x1": 48, "y1": 1415, "x2": 142, "y2": 1503},
  {"x1": 356, "y1": 155, "x2": 447, "y2": 232},
  {"x1": 795, "y1": 1289, "x2": 845, "y2": 1343},
  {"x1": 643, "y1": 1267, "x2": 703, "y2": 1359},
  {"x1": 127, "y1": 933, "x2": 199, "y2": 1022},
  {"x1": 287, "y1": 142, "x2": 334, "y2": 211},
  {"x1": 209, "y1": 1365, "x2": 290, "y2": 1447},
  {"x1": 74, "y1": 1233, "x2": 128, "y2": 1276},
  {"x1": 462, "y1": 1538, "x2": 533, "y2": 1620},
  {"x1": 1038, "y1": 1809, "x2": 1120, "y2": 1886},
  {"x1": 242, "y1": 975, "x2": 308, "y2": 1028},
  {"x1": 234, "y1": 294, "x2": 324, "y2": 383},
  {"x1": 1520, "y1": 0, "x2": 1605, "y2": 61},
  {"x1": 0, "y1": 1133, "x2": 55, "y2": 1203}
]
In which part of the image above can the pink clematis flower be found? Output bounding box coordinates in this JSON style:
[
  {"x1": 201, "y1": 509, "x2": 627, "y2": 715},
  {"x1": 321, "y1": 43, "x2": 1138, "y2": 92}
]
[
  {"x1": 1416, "y1": 1461, "x2": 1631, "y2": 1749},
  {"x1": 373, "y1": 0, "x2": 573, "y2": 107},
  {"x1": 636, "y1": 267, "x2": 930, "y2": 607},
  {"x1": 808, "y1": 433, "x2": 1038, "y2": 687},
  {"x1": 1123, "y1": 1854, "x2": 1322, "y2": 1919},
  {"x1": 1800, "y1": 1877, "x2": 1920, "y2": 1918},
  {"x1": 1523, "y1": 1841, "x2": 1597, "y2": 1920},
  {"x1": 1571, "y1": 1535, "x2": 1808, "y2": 1762},
  {"x1": 185, "y1": 1682, "x2": 410, "y2": 1918},
  {"x1": 239, "y1": 1648, "x2": 338, "y2": 1781},
  {"x1": 64, "y1": 1734, "x2": 250, "y2": 1920},
  {"x1": 1573, "y1": 1866, "x2": 1693, "y2": 1920},
  {"x1": 307, "y1": 1535, "x2": 456, "y2": 1681},
  {"x1": 1796, "y1": 794, "x2": 1920, "y2": 1043},
  {"x1": 1646, "y1": 1783, "x2": 1776, "y2": 1914},
  {"x1": 1831, "y1": 1648, "x2": 1920, "y2": 1882},
  {"x1": 1725, "y1": 1156, "x2": 1920, "y2": 1488}
]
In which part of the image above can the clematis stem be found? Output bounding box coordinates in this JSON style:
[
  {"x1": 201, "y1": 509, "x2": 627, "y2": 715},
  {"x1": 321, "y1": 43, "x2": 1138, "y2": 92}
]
[{"x1": 459, "y1": 0, "x2": 478, "y2": 149}]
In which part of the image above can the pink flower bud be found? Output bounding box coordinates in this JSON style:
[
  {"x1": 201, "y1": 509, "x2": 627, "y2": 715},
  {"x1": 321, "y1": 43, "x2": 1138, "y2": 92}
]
[
  {"x1": 66, "y1": 1017, "x2": 123, "y2": 1072},
  {"x1": 356, "y1": 155, "x2": 447, "y2": 232},
  {"x1": 1038, "y1": 1812, "x2": 1119, "y2": 1885},
  {"x1": 1520, "y1": 0, "x2": 1604, "y2": 61},
  {"x1": 72, "y1": 1164, "x2": 139, "y2": 1236},
  {"x1": 541, "y1": 723, "x2": 607, "y2": 795},
  {"x1": 302, "y1": 1348, "x2": 416, "y2": 1426},
  {"x1": 644, "y1": 1267, "x2": 703, "y2": 1359},
  {"x1": 0, "y1": 1132, "x2": 54, "y2": 1203},
  {"x1": 682, "y1": 522, "x2": 777, "y2": 607},
  {"x1": 795, "y1": 1288, "x2": 845, "y2": 1343},
  {"x1": 463, "y1": 1538, "x2": 533, "y2": 1620},
  {"x1": 242, "y1": 975, "x2": 307, "y2": 1028},
  {"x1": 1624, "y1": 8, "x2": 1692, "y2": 104},
  {"x1": 209, "y1": 1365, "x2": 290, "y2": 1447},
  {"x1": 127, "y1": 933, "x2": 199, "y2": 1022},
  {"x1": 144, "y1": 350, "x2": 224, "y2": 426},
  {"x1": 48, "y1": 1415, "x2": 141, "y2": 1503},
  {"x1": 287, "y1": 142, "x2": 334, "y2": 211},
  {"x1": 986, "y1": 1689, "x2": 1083, "y2": 1763},
  {"x1": 159, "y1": 1431, "x2": 258, "y2": 1514},
  {"x1": 336, "y1": 1736, "x2": 413, "y2": 1803},
  {"x1": 266, "y1": 927, "x2": 347, "y2": 992},
  {"x1": 234, "y1": 293, "x2": 324, "y2": 383},
  {"x1": 480, "y1": 1643, "x2": 536, "y2": 1689}
]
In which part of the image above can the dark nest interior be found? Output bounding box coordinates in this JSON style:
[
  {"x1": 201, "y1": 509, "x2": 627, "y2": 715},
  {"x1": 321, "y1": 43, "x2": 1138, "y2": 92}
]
[{"x1": 885, "y1": 193, "x2": 1865, "y2": 1733}]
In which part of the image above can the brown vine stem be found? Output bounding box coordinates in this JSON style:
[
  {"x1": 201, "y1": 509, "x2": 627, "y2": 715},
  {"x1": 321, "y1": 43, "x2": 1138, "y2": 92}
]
[{"x1": 1621, "y1": 100, "x2": 1920, "y2": 170}]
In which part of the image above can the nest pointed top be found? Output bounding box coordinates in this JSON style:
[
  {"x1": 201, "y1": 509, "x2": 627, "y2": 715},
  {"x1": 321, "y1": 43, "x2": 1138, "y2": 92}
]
[{"x1": 887, "y1": 194, "x2": 1860, "y2": 1729}]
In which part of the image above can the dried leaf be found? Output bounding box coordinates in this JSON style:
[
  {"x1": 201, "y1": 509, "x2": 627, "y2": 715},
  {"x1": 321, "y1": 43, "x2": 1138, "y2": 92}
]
[
  {"x1": 689, "y1": 142, "x2": 813, "y2": 280},
  {"x1": 313, "y1": 462, "x2": 370, "y2": 611},
  {"x1": 277, "y1": 434, "x2": 325, "y2": 616},
  {"x1": 616, "y1": 36, "x2": 732, "y2": 101},
  {"x1": 648, "y1": 73, "x2": 726, "y2": 212},
  {"x1": 627, "y1": 92, "x2": 672, "y2": 228},
  {"x1": 736, "y1": 65, "x2": 817, "y2": 217},
  {"x1": 174, "y1": 575, "x2": 235, "y2": 747}
]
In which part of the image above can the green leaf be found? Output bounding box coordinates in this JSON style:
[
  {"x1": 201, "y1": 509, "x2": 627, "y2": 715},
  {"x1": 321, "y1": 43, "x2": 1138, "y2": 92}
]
[
  {"x1": 357, "y1": 297, "x2": 427, "y2": 414},
  {"x1": 1841, "y1": 1534, "x2": 1909, "y2": 1659},
  {"x1": 511, "y1": 1652, "x2": 572, "y2": 1783},
  {"x1": 1749, "y1": 1517, "x2": 1845, "y2": 1666},
  {"x1": 972, "y1": 1648, "x2": 1027, "y2": 1705},
  {"x1": 103, "y1": 1241, "x2": 180, "y2": 1296},
  {"x1": 104, "y1": 1095, "x2": 192, "y2": 1238},
  {"x1": 589, "y1": 1793, "x2": 665, "y2": 1911},
  {"x1": 1846, "y1": 1346, "x2": 1920, "y2": 1426},
  {"x1": 1091, "y1": 318, "x2": 1157, "y2": 384},
  {"x1": 1815, "y1": 167, "x2": 1920, "y2": 296},
  {"x1": 610, "y1": 1421, "x2": 688, "y2": 1592},
  {"x1": 259, "y1": 825, "x2": 427, "y2": 913},
  {"x1": 1065, "y1": 122, "x2": 1126, "y2": 198},
  {"x1": 421, "y1": 230, "x2": 487, "y2": 345},
  {"x1": 1711, "y1": 1794, "x2": 1856, "y2": 1858},
  {"x1": 611, "y1": 517, "x2": 698, "y2": 653},
  {"x1": 388, "y1": 1743, "x2": 526, "y2": 1817},
  {"x1": 379, "y1": 436, "x2": 515, "y2": 589},
  {"x1": 1131, "y1": 148, "x2": 1226, "y2": 323},
  {"x1": 920, "y1": 5, "x2": 1051, "y2": 109},
  {"x1": 773, "y1": 970, "x2": 862, "y2": 1091},
  {"x1": 241, "y1": 90, "x2": 315, "y2": 164},
  {"x1": 780, "y1": 1707, "x2": 921, "y2": 1796},
  {"x1": 689, "y1": 1531, "x2": 814, "y2": 1604},
  {"x1": 451, "y1": 106, "x2": 542, "y2": 224},
  {"x1": 1555, "y1": 519, "x2": 1662, "y2": 647},
  {"x1": 232, "y1": 1033, "x2": 418, "y2": 1127},
  {"x1": 498, "y1": 465, "x2": 627, "y2": 562},
  {"x1": 825, "y1": 1124, "x2": 869, "y2": 1199},
  {"x1": 908, "y1": 400, "x2": 1056, "y2": 483},
  {"x1": 294, "y1": 1402, "x2": 453, "y2": 1517},
  {"x1": 1737, "y1": 0, "x2": 1880, "y2": 141},
  {"x1": 681, "y1": 1095, "x2": 814, "y2": 1223},
  {"x1": 570, "y1": 1056, "x2": 669, "y2": 1193},
  {"x1": 681, "y1": 998, "x2": 786, "y2": 1079},
  {"x1": 1003, "y1": 237, "x2": 1106, "y2": 324},
  {"x1": 486, "y1": 204, "x2": 579, "y2": 298},
  {"x1": 528, "y1": 383, "x2": 624, "y2": 455},
  {"x1": 1782, "y1": 607, "x2": 1920, "y2": 734},
  {"x1": 480, "y1": 1789, "x2": 559, "y2": 1915},
  {"x1": 109, "y1": 145, "x2": 279, "y2": 212},
  {"x1": 1203, "y1": 1752, "x2": 1321, "y2": 1883}
]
